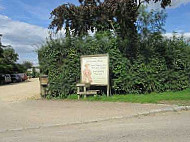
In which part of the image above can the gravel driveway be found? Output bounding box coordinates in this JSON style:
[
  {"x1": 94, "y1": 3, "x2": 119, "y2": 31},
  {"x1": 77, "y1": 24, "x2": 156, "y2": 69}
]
[{"x1": 0, "y1": 78, "x2": 40, "y2": 102}]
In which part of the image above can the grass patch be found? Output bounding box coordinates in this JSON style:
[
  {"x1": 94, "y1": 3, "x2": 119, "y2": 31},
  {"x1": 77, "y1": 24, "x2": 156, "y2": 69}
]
[{"x1": 67, "y1": 88, "x2": 190, "y2": 105}]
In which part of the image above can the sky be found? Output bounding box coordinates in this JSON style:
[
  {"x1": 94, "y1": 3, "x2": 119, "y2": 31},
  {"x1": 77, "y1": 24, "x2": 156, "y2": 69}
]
[{"x1": 0, "y1": 0, "x2": 190, "y2": 65}]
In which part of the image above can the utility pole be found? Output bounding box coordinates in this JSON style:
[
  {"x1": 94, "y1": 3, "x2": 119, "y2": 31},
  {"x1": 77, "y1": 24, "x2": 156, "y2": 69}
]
[
  {"x1": 0, "y1": 34, "x2": 2, "y2": 47},
  {"x1": 0, "y1": 34, "x2": 3, "y2": 57}
]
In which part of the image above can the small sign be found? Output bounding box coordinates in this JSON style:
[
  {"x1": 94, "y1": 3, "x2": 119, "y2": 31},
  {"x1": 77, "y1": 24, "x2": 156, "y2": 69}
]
[{"x1": 40, "y1": 75, "x2": 48, "y2": 85}]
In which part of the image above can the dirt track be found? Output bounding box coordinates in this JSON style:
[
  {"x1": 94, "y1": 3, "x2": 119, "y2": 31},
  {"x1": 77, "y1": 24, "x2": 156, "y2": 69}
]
[{"x1": 0, "y1": 78, "x2": 40, "y2": 102}]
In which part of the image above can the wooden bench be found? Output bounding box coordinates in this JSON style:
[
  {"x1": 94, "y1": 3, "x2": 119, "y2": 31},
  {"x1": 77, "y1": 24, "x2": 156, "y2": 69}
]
[{"x1": 76, "y1": 83, "x2": 100, "y2": 100}]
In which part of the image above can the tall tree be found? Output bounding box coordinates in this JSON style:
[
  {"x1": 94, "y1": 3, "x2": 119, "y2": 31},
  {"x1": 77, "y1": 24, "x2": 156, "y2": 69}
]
[
  {"x1": 0, "y1": 34, "x2": 3, "y2": 58},
  {"x1": 0, "y1": 47, "x2": 26, "y2": 74},
  {"x1": 137, "y1": 5, "x2": 167, "y2": 40},
  {"x1": 2, "y1": 48, "x2": 18, "y2": 64},
  {"x1": 49, "y1": 0, "x2": 171, "y2": 58},
  {"x1": 22, "y1": 61, "x2": 33, "y2": 69},
  {"x1": 50, "y1": 0, "x2": 171, "y2": 36}
]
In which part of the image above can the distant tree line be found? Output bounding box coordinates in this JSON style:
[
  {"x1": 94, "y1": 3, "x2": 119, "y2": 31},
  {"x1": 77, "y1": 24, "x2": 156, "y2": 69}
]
[{"x1": 0, "y1": 46, "x2": 33, "y2": 74}]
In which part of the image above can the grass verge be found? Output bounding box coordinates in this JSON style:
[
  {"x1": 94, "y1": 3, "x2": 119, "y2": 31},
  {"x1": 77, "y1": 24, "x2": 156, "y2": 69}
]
[{"x1": 67, "y1": 88, "x2": 190, "y2": 105}]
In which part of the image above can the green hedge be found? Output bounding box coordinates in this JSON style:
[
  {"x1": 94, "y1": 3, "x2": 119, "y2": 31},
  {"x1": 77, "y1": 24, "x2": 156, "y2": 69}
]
[{"x1": 38, "y1": 32, "x2": 190, "y2": 98}]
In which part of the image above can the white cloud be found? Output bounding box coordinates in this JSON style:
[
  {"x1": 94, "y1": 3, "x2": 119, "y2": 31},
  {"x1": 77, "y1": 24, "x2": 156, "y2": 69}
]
[
  {"x1": 163, "y1": 32, "x2": 190, "y2": 40},
  {"x1": 170, "y1": 0, "x2": 190, "y2": 8},
  {"x1": 0, "y1": 14, "x2": 49, "y2": 65},
  {"x1": 148, "y1": 0, "x2": 190, "y2": 9}
]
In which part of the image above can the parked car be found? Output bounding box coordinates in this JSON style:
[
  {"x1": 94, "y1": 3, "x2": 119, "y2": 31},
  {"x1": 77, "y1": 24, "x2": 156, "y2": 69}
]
[
  {"x1": 18, "y1": 73, "x2": 28, "y2": 81},
  {"x1": 5, "y1": 74, "x2": 12, "y2": 83},
  {"x1": 11, "y1": 74, "x2": 22, "y2": 83},
  {"x1": 0, "y1": 74, "x2": 12, "y2": 85},
  {"x1": 0, "y1": 74, "x2": 5, "y2": 85}
]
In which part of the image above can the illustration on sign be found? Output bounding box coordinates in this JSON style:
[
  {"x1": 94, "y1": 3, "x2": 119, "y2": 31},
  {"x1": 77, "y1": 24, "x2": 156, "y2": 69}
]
[
  {"x1": 81, "y1": 54, "x2": 109, "y2": 85},
  {"x1": 83, "y1": 64, "x2": 92, "y2": 83}
]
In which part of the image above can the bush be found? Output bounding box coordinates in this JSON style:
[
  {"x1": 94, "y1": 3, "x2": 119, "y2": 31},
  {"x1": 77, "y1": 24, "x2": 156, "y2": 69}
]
[{"x1": 38, "y1": 32, "x2": 190, "y2": 98}]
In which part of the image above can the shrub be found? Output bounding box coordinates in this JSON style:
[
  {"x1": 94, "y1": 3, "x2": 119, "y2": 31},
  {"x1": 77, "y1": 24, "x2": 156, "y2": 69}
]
[{"x1": 38, "y1": 32, "x2": 190, "y2": 98}]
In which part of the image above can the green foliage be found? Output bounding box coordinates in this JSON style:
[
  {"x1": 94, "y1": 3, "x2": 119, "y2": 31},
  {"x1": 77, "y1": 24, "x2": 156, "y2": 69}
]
[
  {"x1": 2, "y1": 48, "x2": 18, "y2": 64},
  {"x1": 22, "y1": 61, "x2": 33, "y2": 69},
  {"x1": 39, "y1": 4, "x2": 189, "y2": 98},
  {"x1": 50, "y1": 0, "x2": 171, "y2": 59},
  {"x1": 137, "y1": 5, "x2": 167, "y2": 39},
  {"x1": 39, "y1": 32, "x2": 126, "y2": 98},
  {"x1": 38, "y1": 32, "x2": 190, "y2": 98},
  {"x1": 50, "y1": 0, "x2": 171, "y2": 36},
  {"x1": 0, "y1": 47, "x2": 26, "y2": 74}
]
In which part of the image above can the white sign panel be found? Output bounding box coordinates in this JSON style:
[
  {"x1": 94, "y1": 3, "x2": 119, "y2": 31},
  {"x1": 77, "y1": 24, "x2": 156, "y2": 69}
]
[{"x1": 81, "y1": 54, "x2": 109, "y2": 85}]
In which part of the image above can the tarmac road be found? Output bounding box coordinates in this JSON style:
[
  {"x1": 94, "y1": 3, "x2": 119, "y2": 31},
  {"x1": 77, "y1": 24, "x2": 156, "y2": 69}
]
[{"x1": 1, "y1": 111, "x2": 190, "y2": 142}]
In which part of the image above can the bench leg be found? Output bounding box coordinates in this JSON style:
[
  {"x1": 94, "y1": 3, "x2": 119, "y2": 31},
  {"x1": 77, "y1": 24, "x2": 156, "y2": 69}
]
[
  {"x1": 84, "y1": 86, "x2": 87, "y2": 98},
  {"x1": 78, "y1": 95, "x2": 80, "y2": 100}
]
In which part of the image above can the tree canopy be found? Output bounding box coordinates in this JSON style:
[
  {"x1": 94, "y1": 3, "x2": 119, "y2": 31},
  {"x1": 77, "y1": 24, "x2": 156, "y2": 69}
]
[
  {"x1": 49, "y1": 0, "x2": 171, "y2": 37},
  {"x1": 49, "y1": 0, "x2": 171, "y2": 59},
  {"x1": 2, "y1": 48, "x2": 18, "y2": 64},
  {"x1": 22, "y1": 61, "x2": 33, "y2": 69},
  {"x1": 0, "y1": 47, "x2": 27, "y2": 74}
]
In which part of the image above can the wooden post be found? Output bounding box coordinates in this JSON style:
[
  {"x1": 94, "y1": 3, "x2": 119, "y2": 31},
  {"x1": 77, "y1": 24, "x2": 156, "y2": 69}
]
[
  {"x1": 84, "y1": 86, "x2": 87, "y2": 98},
  {"x1": 77, "y1": 86, "x2": 80, "y2": 100},
  {"x1": 78, "y1": 95, "x2": 80, "y2": 100},
  {"x1": 107, "y1": 85, "x2": 109, "y2": 97},
  {"x1": 107, "y1": 54, "x2": 110, "y2": 97},
  {"x1": 40, "y1": 85, "x2": 43, "y2": 96}
]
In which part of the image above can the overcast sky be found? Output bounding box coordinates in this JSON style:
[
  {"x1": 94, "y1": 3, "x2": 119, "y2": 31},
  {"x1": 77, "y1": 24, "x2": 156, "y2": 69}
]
[{"x1": 0, "y1": 0, "x2": 190, "y2": 65}]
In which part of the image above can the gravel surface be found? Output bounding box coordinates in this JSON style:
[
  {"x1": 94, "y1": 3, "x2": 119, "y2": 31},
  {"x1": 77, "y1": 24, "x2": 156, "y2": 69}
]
[{"x1": 0, "y1": 78, "x2": 40, "y2": 102}]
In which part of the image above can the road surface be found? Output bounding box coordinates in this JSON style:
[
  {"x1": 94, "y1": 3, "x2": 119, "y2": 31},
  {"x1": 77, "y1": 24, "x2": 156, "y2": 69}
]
[{"x1": 1, "y1": 111, "x2": 190, "y2": 142}]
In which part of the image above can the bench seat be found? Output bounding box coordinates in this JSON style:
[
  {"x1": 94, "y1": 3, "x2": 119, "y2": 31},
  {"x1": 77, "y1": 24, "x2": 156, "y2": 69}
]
[{"x1": 77, "y1": 90, "x2": 100, "y2": 95}]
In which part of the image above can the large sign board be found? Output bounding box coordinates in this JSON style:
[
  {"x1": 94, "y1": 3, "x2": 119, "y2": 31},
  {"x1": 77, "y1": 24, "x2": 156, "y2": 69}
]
[{"x1": 81, "y1": 54, "x2": 109, "y2": 86}]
